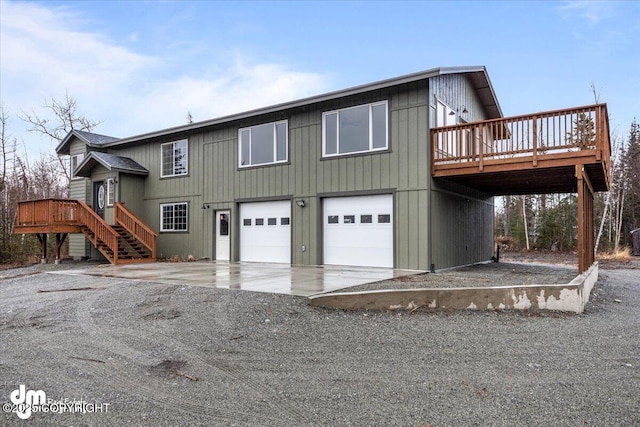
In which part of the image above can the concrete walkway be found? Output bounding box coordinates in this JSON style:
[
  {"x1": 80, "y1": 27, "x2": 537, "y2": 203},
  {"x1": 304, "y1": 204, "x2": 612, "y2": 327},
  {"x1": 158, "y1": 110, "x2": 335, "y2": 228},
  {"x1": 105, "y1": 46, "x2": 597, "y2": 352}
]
[{"x1": 50, "y1": 261, "x2": 421, "y2": 296}]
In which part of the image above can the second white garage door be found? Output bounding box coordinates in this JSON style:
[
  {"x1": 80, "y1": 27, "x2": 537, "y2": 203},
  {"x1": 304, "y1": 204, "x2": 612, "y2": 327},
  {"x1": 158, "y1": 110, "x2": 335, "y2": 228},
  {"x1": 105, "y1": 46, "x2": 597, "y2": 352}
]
[
  {"x1": 323, "y1": 194, "x2": 393, "y2": 268},
  {"x1": 240, "y1": 201, "x2": 291, "y2": 263}
]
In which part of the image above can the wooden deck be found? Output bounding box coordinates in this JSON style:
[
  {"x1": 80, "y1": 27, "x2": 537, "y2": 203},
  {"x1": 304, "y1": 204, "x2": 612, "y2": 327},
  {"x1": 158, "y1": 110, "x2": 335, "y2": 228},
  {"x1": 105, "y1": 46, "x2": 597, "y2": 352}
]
[
  {"x1": 431, "y1": 104, "x2": 610, "y2": 195},
  {"x1": 14, "y1": 199, "x2": 83, "y2": 234},
  {"x1": 431, "y1": 104, "x2": 611, "y2": 273},
  {"x1": 14, "y1": 199, "x2": 157, "y2": 264}
]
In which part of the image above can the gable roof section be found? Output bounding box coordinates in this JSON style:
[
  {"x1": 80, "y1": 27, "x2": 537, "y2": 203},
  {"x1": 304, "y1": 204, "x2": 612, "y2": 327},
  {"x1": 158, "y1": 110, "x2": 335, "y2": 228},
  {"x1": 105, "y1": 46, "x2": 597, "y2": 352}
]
[
  {"x1": 75, "y1": 151, "x2": 149, "y2": 177},
  {"x1": 62, "y1": 66, "x2": 503, "y2": 150},
  {"x1": 56, "y1": 130, "x2": 119, "y2": 155}
]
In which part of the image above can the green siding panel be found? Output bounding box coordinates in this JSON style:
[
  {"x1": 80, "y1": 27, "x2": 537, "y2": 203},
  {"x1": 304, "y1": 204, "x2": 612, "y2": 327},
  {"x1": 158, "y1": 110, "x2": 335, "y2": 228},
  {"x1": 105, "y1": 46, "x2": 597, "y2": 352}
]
[{"x1": 81, "y1": 78, "x2": 494, "y2": 271}]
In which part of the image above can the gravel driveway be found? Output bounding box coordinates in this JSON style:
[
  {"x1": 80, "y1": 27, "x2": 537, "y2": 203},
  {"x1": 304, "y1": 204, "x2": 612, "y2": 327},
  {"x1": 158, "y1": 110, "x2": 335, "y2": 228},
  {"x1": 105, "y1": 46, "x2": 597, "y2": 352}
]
[{"x1": 1, "y1": 264, "x2": 638, "y2": 426}]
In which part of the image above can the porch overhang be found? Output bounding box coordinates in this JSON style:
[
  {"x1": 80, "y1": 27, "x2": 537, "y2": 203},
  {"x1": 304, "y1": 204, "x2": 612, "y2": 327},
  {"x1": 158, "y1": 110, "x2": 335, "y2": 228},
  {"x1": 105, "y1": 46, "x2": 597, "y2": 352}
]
[{"x1": 75, "y1": 151, "x2": 149, "y2": 177}]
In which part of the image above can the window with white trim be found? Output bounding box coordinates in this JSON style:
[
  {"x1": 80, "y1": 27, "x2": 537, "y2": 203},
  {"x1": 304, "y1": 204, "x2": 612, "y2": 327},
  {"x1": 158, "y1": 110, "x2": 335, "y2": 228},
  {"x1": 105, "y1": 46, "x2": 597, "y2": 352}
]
[
  {"x1": 106, "y1": 178, "x2": 115, "y2": 207},
  {"x1": 70, "y1": 153, "x2": 85, "y2": 180},
  {"x1": 239, "y1": 121, "x2": 288, "y2": 167},
  {"x1": 161, "y1": 139, "x2": 188, "y2": 177},
  {"x1": 160, "y1": 202, "x2": 188, "y2": 232},
  {"x1": 323, "y1": 101, "x2": 388, "y2": 157}
]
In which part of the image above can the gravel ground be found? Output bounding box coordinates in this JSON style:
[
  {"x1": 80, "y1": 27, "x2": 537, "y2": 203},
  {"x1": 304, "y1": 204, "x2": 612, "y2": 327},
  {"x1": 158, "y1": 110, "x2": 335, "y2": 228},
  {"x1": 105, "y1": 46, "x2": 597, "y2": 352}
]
[{"x1": 0, "y1": 263, "x2": 639, "y2": 426}]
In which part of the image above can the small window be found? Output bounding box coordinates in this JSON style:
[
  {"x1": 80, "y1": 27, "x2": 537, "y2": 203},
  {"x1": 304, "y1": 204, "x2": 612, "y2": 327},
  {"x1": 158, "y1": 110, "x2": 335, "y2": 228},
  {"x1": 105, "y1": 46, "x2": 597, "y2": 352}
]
[
  {"x1": 255, "y1": 218, "x2": 264, "y2": 226},
  {"x1": 281, "y1": 217, "x2": 290, "y2": 225},
  {"x1": 378, "y1": 214, "x2": 391, "y2": 223},
  {"x1": 219, "y1": 213, "x2": 229, "y2": 236},
  {"x1": 239, "y1": 121, "x2": 288, "y2": 167},
  {"x1": 243, "y1": 219, "x2": 252, "y2": 226},
  {"x1": 106, "y1": 178, "x2": 115, "y2": 207},
  {"x1": 70, "y1": 153, "x2": 85, "y2": 180},
  {"x1": 344, "y1": 215, "x2": 355, "y2": 224},
  {"x1": 322, "y1": 101, "x2": 388, "y2": 157},
  {"x1": 267, "y1": 218, "x2": 277, "y2": 226},
  {"x1": 160, "y1": 202, "x2": 188, "y2": 232},
  {"x1": 360, "y1": 214, "x2": 372, "y2": 224},
  {"x1": 161, "y1": 139, "x2": 188, "y2": 178},
  {"x1": 328, "y1": 215, "x2": 339, "y2": 224}
]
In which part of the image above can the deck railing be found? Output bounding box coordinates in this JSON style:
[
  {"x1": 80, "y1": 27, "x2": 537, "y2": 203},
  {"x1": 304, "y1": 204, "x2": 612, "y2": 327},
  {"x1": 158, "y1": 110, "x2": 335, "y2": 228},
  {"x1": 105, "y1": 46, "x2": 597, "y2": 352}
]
[
  {"x1": 431, "y1": 104, "x2": 611, "y2": 176},
  {"x1": 76, "y1": 200, "x2": 120, "y2": 264},
  {"x1": 115, "y1": 202, "x2": 157, "y2": 259},
  {"x1": 16, "y1": 199, "x2": 80, "y2": 227}
]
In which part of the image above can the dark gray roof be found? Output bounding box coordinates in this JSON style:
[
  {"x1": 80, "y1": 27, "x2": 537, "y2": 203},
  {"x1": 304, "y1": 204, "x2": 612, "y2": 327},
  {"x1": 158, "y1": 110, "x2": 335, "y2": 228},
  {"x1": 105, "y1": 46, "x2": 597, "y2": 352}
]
[
  {"x1": 85, "y1": 66, "x2": 502, "y2": 148},
  {"x1": 56, "y1": 130, "x2": 119, "y2": 155},
  {"x1": 73, "y1": 130, "x2": 118, "y2": 145},
  {"x1": 75, "y1": 151, "x2": 148, "y2": 177}
]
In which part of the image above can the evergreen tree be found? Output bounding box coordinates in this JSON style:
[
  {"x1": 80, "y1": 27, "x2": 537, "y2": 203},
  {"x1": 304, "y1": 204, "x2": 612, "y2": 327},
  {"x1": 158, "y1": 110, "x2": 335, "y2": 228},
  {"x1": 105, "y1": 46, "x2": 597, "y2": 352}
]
[{"x1": 621, "y1": 120, "x2": 640, "y2": 242}]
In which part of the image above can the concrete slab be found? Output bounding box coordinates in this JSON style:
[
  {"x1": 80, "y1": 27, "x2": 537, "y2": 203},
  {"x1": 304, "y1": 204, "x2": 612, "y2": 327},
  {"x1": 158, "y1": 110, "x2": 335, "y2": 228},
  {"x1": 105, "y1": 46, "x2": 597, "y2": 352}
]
[
  {"x1": 48, "y1": 261, "x2": 422, "y2": 297},
  {"x1": 309, "y1": 262, "x2": 600, "y2": 314}
]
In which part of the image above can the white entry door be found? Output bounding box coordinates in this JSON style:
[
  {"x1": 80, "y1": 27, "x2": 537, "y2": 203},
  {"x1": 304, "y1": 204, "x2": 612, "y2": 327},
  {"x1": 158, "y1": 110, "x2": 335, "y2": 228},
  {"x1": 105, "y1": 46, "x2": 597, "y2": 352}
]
[
  {"x1": 323, "y1": 194, "x2": 394, "y2": 268},
  {"x1": 240, "y1": 201, "x2": 291, "y2": 263},
  {"x1": 215, "y1": 210, "x2": 230, "y2": 261}
]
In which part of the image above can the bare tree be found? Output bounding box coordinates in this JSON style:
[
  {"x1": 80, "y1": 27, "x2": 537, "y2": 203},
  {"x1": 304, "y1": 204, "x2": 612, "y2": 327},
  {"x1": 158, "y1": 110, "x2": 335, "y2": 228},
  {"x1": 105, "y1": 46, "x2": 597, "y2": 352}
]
[{"x1": 21, "y1": 92, "x2": 100, "y2": 181}]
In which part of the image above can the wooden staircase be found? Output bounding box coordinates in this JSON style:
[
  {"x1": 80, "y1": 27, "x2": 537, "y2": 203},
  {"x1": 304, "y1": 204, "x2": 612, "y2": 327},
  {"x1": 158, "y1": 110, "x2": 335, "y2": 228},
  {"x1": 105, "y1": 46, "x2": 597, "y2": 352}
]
[
  {"x1": 14, "y1": 198, "x2": 157, "y2": 265},
  {"x1": 80, "y1": 224, "x2": 153, "y2": 263},
  {"x1": 77, "y1": 201, "x2": 157, "y2": 264}
]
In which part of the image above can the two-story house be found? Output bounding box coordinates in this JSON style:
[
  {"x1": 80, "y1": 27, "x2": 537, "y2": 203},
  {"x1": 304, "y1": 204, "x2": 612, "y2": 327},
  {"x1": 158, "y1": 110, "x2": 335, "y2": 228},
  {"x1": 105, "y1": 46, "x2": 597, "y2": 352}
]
[{"x1": 16, "y1": 66, "x2": 611, "y2": 273}]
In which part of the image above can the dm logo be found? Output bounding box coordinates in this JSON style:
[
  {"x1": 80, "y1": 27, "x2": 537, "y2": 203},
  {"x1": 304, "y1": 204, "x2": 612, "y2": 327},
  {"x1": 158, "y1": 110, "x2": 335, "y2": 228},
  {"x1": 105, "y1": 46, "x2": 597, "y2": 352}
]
[{"x1": 10, "y1": 385, "x2": 46, "y2": 420}]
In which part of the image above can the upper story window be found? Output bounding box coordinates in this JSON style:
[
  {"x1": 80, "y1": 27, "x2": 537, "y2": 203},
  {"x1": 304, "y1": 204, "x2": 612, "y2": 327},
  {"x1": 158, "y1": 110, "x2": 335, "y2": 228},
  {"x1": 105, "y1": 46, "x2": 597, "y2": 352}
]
[
  {"x1": 239, "y1": 121, "x2": 288, "y2": 168},
  {"x1": 70, "y1": 153, "x2": 85, "y2": 180},
  {"x1": 161, "y1": 139, "x2": 188, "y2": 178},
  {"x1": 106, "y1": 178, "x2": 115, "y2": 207},
  {"x1": 160, "y1": 202, "x2": 188, "y2": 232},
  {"x1": 323, "y1": 101, "x2": 388, "y2": 157}
]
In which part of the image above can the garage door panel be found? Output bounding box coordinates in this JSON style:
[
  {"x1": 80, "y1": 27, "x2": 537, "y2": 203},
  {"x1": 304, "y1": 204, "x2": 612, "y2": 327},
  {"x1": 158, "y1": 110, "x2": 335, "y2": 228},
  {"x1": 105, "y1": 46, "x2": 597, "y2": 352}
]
[
  {"x1": 323, "y1": 195, "x2": 393, "y2": 268},
  {"x1": 240, "y1": 201, "x2": 291, "y2": 263}
]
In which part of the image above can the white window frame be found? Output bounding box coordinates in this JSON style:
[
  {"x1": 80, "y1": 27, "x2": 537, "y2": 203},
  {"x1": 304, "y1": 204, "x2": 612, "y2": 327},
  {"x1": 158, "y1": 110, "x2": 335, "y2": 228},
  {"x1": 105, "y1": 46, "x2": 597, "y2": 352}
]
[
  {"x1": 70, "y1": 153, "x2": 85, "y2": 180},
  {"x1": 106, "y1": 178, "x2": 115, "y2": 207},
  {"x1": 322, "y1": 101, "x2": 389, "y2": 158},
  {"x1": 435, "y1": 99, "x2": 459, "y2": 158},
  {"x1": 161, "y1": 139, "x2": 189, "y2": 178},
  {"x1": 238, "y1": 120, "x2": 288, "y2": 168},
  {"x1": 160, "y1": 202, "x2": 189, "y2": 232}
]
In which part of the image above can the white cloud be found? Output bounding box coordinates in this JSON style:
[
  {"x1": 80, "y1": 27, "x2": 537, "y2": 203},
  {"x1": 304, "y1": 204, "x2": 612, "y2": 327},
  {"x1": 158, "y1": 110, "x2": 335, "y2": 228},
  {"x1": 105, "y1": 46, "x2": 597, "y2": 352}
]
[
  {"x1": 559, "y1": 1, "x2": 614, "y2": 25},
  {"x1": 107, "y1": 58, "x2": 329, "y2": 138},
  {"x1": 1, "y1": 2, "x2": 155, "y2": 100},
  {"x1": 0, "y1": 1, "x2": 330, "y2": 154}
]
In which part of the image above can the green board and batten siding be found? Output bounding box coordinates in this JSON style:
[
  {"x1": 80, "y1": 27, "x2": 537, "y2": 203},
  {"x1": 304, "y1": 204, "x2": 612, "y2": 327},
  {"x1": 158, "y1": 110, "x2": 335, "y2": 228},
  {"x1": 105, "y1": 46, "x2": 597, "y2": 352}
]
[
  {"x1": 68, "y1": 139, "x2": 90, "y2": 258},
  {"x1": 428, "y1": 74, "x2": 495, "y2": 269},
  {"x1": 81, "y1": 73, "x2": 494, "y2": 271},
  {"x1": 112, "y1": 81, "x2": 434, "y2": 269}
]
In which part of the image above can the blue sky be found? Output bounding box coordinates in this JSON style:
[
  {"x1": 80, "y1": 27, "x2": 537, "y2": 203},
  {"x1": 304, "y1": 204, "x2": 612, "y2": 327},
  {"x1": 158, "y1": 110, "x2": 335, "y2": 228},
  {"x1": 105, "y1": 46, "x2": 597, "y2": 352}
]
[{"x1": 1, "y1": 0, "x2": 639, "y2": 160}]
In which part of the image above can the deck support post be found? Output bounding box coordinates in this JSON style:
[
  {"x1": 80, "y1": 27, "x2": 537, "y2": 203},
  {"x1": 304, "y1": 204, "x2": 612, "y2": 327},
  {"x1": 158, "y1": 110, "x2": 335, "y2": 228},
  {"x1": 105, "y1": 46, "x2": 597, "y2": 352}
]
[
  {"x1": 576, "y1": 165, "x2": 595, "y2": 273},
  {"x1": 54, "y1": 233, "x2": 68, "y2": 264},
  {"x1": 36, "y1": 233, "x2": 47, "y2": 263}
]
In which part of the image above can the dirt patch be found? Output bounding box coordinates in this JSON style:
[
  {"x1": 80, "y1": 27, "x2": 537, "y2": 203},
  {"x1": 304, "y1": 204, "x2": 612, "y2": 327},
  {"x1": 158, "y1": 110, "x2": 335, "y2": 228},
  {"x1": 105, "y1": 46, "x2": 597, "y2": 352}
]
[
  {"x1": 340, "y1": 262, "x2": 578, "y2": 293},
  {"x1": 150, "y1": 359, "x2": 187, "y2": 375},
  {"x1": 501, "y1": 249, "x2": 640, "y2": 270},
  {"x1": 137, "y1": 293, "x2": 181, "y2": 320},
  {"x1": 141, "y1": 307, "x2": 181, "y2": 320}
]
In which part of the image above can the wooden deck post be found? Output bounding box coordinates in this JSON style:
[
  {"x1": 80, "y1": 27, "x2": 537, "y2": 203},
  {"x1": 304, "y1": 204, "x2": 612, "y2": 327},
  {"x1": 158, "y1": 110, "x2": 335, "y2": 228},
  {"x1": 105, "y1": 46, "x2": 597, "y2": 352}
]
[
  {"x1": 54, "y1": 233, "x2": 68, "y2": 264},
  {"x1": 36, "y1": 233, "x2": 47, "y2": 263},
  {"x1": 576, "y1": 165, "x2": 595, "y2": 273}
]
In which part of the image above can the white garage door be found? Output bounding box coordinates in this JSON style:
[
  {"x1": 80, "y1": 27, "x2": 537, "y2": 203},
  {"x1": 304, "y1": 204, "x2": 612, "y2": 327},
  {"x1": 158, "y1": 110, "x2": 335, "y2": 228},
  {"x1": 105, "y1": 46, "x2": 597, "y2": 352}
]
[
  {"x1": 323, "y1": 194, "x2": 393, "y2": 268},
  {"x1": 240, "y1": 201, "x2": 291, "y2": 263}
]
